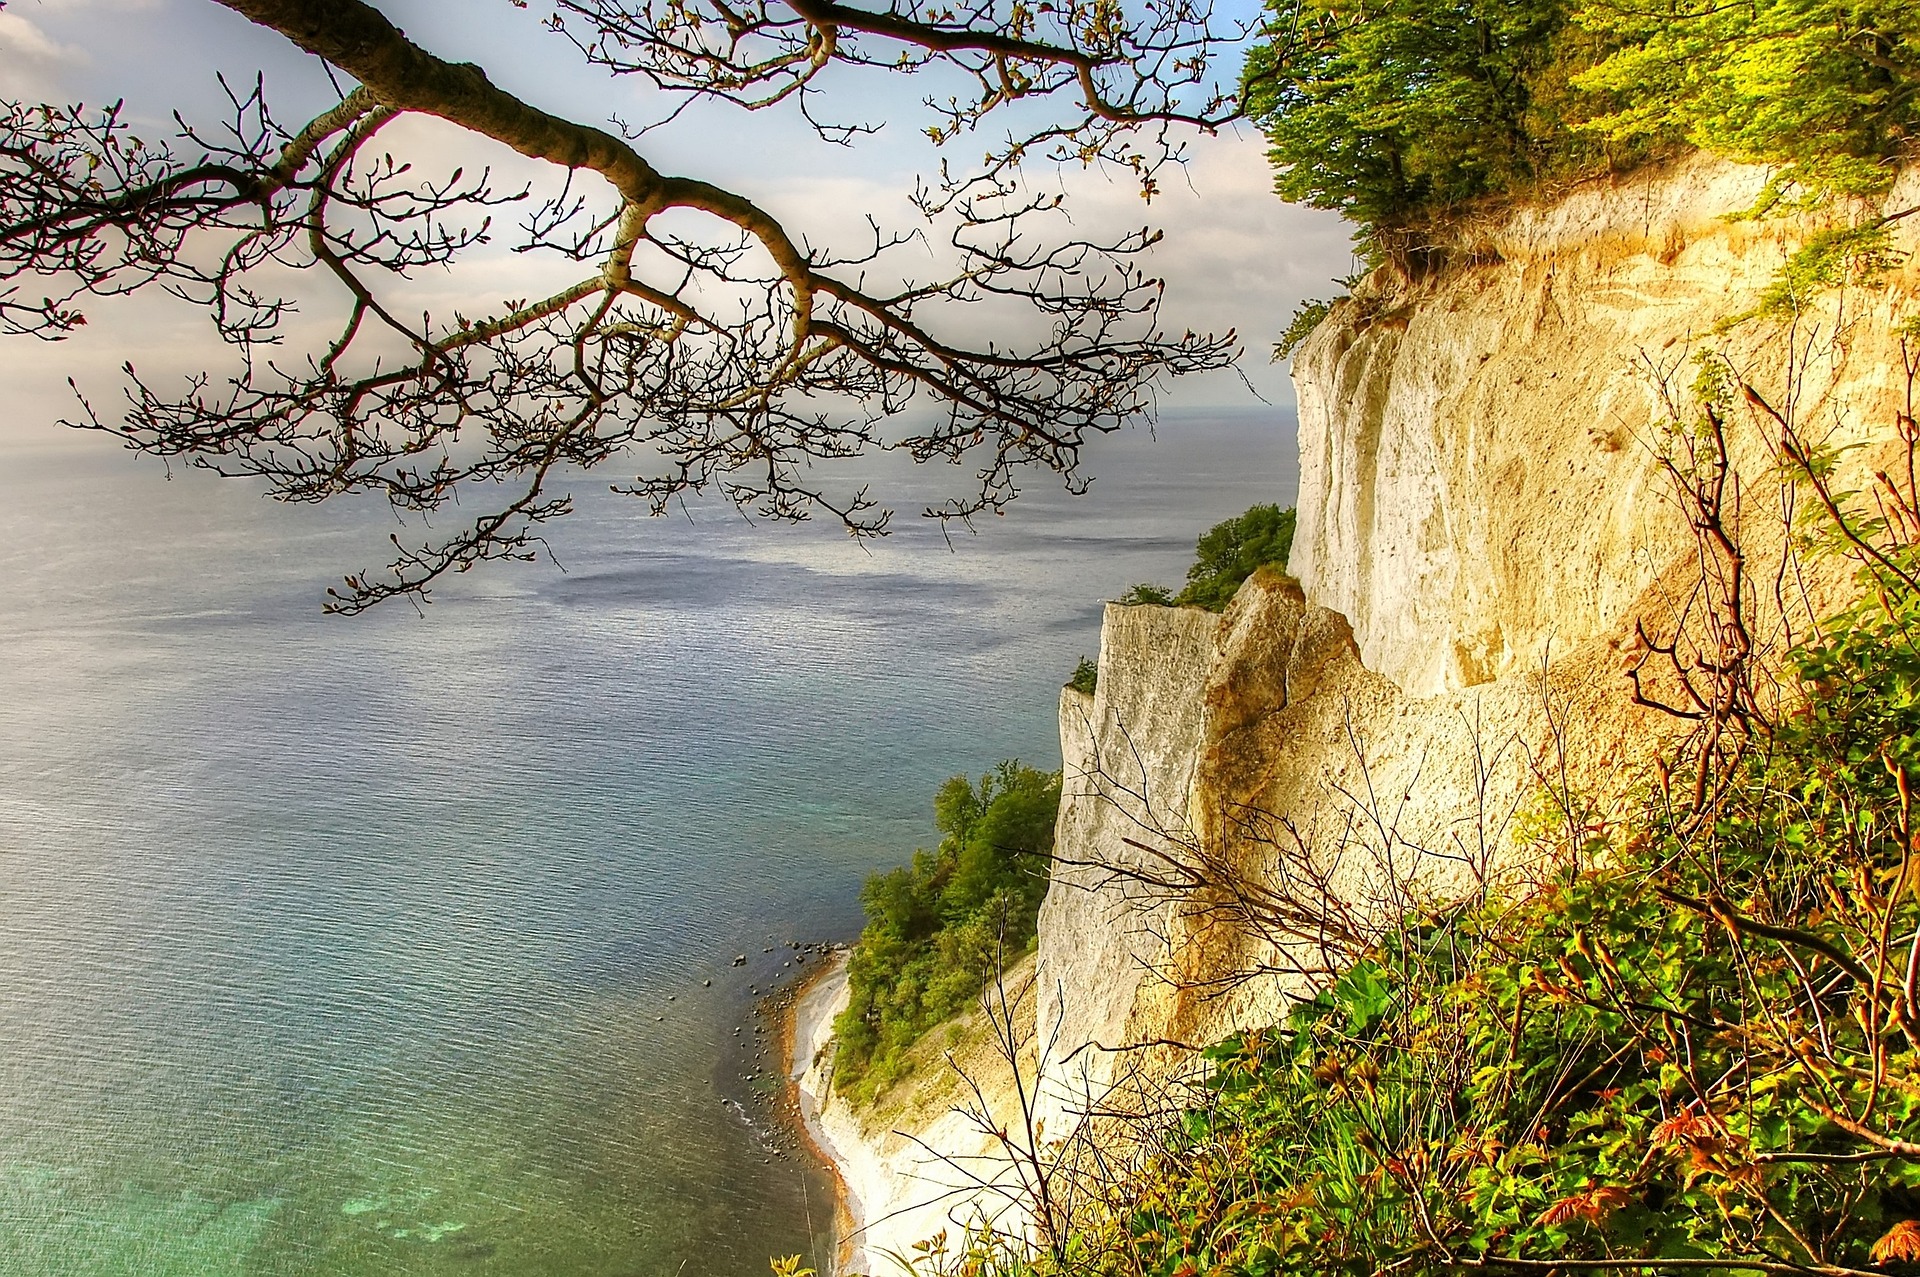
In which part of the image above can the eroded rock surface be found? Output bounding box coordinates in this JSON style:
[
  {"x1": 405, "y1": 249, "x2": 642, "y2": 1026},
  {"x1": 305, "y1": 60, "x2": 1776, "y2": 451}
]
[{"x1": 1292, "y1": 154, "x2": 1920, "y2": 695}]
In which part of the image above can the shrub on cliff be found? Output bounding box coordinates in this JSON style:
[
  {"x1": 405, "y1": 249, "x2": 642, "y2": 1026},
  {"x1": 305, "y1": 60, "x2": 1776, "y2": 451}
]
[
  {"x1": 1103, "y1": 506, "x2": 1298, "y2": 617},
  {"x1": 833, "y1": 761, "x2": 1060, "y2": 1103},
  {"x1": 1274, "y1": 299, "x2": 1332, "y2": 362},
  {"x1": 1174, "y1": 503, "x2": 1297, "y2": 611},
  {"x1": 1114, "y1": 583, "x2": 1177, "y2": 606},
  {"x1": 1067, "y1": 657, "x2": 1098, "y2": 696}
]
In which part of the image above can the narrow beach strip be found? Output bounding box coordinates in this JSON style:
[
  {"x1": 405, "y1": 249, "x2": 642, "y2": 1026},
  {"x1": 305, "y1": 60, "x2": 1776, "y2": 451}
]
[{"x1": 779, "y1": 946, "x2": 860, "y2": 1276}]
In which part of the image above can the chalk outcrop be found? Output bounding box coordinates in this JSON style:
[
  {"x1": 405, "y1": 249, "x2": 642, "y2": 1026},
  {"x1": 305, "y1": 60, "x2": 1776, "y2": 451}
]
[{"x1": 1292, "y1": 155, "x2": 1920, "y2": 696}]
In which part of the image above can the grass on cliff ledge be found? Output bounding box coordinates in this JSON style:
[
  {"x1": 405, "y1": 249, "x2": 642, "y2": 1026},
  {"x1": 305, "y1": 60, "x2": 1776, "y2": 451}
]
[{"x1": 832, "y1": 760, "x2": 1060, "y2": 1105}]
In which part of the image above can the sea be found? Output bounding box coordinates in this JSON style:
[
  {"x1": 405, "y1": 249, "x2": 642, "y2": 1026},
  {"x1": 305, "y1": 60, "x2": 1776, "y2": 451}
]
[{"x1": 0, "y1": 409, "x2": 1296, "y2": 1276}]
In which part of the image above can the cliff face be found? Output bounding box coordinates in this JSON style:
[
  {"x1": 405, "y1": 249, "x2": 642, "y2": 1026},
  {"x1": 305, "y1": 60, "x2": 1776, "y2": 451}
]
[
  {"x1": 1292, "y1": 155, "x2": 1920, "y2": 695},
  {"x1": 1039, "y1": 572, "x2": 1641, "y2": 1120},
  {"x1": 1037, "y1": 151, "x2": 1920, "y2": 1129},
  {"x1": 811, "y1": 154, "x2": 1920, "y2": 1270},
  {"x1": 1034, "y1": 605, "x2": 1218, "y2": 1127}
]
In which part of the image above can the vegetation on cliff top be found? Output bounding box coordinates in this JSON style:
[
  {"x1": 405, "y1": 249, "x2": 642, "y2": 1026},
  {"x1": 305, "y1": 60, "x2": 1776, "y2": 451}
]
[
  {"x1": 1177, "y1": 503, "x2": 1299, "y2": 610},
  {"x1": 1067, "y1": 657, "x2": 1099, "y2": 697},
  {"x1": 832, "y1": 761, "x2": 1061, "y2": 1104},
  {"x1": 1245, "y1": 0, "x2": 1920, "y2": 247},
  {"x1": 1122, "y1": 502, "x2": 1299, "y2": 614}
]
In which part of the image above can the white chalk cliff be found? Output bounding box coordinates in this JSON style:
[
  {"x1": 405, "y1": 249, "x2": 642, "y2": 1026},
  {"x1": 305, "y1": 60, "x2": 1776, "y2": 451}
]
[
  {"x1": 1292, "y1": 156, "x2": 1920, "y2": 695},
  {"x1": 806, "y1": 153, "x2": 1920, "y2": 1272}
]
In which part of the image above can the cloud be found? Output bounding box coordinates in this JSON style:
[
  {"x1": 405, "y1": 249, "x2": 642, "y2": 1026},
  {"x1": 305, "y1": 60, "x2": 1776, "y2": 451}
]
[
  {"x1": 0, "y1": 5, "x2": 90, "y2": 98},
  {"x1": 0, "y1": 23, "x2": 1355, "y2": 446},
  {"x1": 745, "y1": 128, "x2": 1355, "y2": 405}
]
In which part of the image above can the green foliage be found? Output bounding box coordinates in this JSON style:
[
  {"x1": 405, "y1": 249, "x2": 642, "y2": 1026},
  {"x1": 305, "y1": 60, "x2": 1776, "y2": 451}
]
[
  {"x1": 1733, "y1": 223, "x2": 1905, "y2": 326},
  {"x1": 1114, "y1": 582, "x2": 1175, "y2": 606},
  {"x1": 1244, "y1": 0, "x2": 1920, "y2": 246},
  {"x1": 1005, "y1": 553, "x2": 1920, "y2": 1277},
  {"x1": 832, "y1": 761, "x2": 1061, "y2": 1103},
  {"x1": 1066, "y1": 656, "x2": 1097, "y2": 696},
  {"x1": 1243, "y1": 0, "x2": 1604, "y2": 241},
  {"x1": 1576, "y1": 0, "x2": 1920, "y2": 204},
  {"x1": 1103, "y1": 506, "x2": 1299, "y2": 614},
  {"x1": 1174, "y1": 504, "x2": 1297, "y2": 611},
  {"x1": 1273, "y1": 298, "x2": 1332, "y2": 362}
]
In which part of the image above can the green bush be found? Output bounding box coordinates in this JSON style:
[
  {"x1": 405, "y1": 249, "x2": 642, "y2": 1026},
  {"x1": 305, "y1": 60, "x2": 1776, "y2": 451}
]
[
  {"x1": 1104, "y1": 507, "x2": 1298, "y2": 616},
  {"x1": 1174, "y1": 503, "x2": 1296, "y2": 611},
  {"x1": 832, "y1": 761, "x2": 1061, "y2": 1103},
  {"x1": 1273, "y1": 298, "x2": 1332, "y2": 362},
  {"x1": 1066, "y1": 656, "x2": 1097, "y2": 696},
  {"x1": 1114, "y1": 583, "x2": 1175, "y2": 606}
]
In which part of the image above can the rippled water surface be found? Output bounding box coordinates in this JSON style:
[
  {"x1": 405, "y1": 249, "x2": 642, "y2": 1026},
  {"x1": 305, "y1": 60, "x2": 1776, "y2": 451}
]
[{"x1": 0, "y1": 413, "x2": 1294, "y2": 1275}]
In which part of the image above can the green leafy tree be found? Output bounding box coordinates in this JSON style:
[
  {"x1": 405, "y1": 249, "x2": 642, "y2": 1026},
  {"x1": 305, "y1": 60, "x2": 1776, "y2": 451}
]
[
  {"x1": 1243, "y1": 0, "x2": 1919, "y2": 251},
  {"x1": 1115, "y1": 583, "x2": 1177, "y2": 606},
  {"x1": 833, "y1": 761, "x2": 1061, "y2": 1102},
  {"x1": 1243, "y1": 0, "x2": 1596, "y2": 240},
  {"x1": 1575, "y1": 0, "x2": 1920, "y2": 203},
  {"x1": 1174, "y1": 503, "x2": 1297, "y2": 610}
]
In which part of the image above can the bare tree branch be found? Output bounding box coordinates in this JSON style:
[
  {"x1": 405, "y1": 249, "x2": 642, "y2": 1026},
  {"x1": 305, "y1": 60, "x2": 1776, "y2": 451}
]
[{"x1": 1, "y1": 0, "x2": 1241, "y2": 610}]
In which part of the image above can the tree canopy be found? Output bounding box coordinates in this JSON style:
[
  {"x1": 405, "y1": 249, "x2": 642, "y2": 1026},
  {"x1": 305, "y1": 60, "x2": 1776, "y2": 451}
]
[
  {"x1": 0, "y1": 0, "x2": 1253, "y2": 609},
  {"x1": 1244, "y1": 0, "x2": 1590, "y2": 243},
  {"x1": 1244, "y1": 0, "x2": 1920, "y2": 248},
  {"x1": 832, "y1": 759, "x2": 1060, "y2": 1100},
  {"x1": 1175, "y1": 500, "x2": 1295, "y2": 609},
  {"x1": 1109, "y1": 501, "x2": 1296, "y2": 612}
]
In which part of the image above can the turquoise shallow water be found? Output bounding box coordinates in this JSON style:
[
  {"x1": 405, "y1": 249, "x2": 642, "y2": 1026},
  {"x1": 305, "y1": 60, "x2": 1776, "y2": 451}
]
[{"x1": 0, "y1": 413, "x2": 1294, "y2": 1276}]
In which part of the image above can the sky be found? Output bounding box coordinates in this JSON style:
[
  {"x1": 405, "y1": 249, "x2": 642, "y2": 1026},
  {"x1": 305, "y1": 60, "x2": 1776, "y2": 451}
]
[{"x1": 0, "y1": 0, "x2": 1356, "y2": 450}]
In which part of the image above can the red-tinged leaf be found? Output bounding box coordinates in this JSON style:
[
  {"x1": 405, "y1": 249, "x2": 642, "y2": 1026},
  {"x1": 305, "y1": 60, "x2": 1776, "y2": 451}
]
[{"x1": 1874, "y1": 1220, "x2": 1920, "y2": 1264}]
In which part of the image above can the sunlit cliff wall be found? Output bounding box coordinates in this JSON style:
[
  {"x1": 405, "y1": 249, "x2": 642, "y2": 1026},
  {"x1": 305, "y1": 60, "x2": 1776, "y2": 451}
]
[{"x1": 1036, "y1": 150, "x2": 1920, "y2": 1135}]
